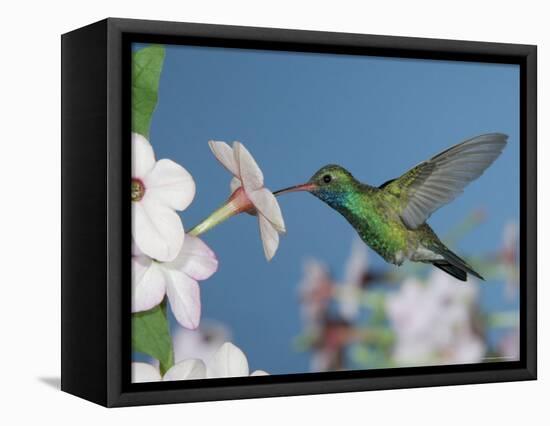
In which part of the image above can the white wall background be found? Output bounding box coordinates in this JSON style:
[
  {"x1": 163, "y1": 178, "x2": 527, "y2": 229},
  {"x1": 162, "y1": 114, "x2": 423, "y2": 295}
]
[{"x1": 1, "y1": 0, "x2": 545, "y2": 424}]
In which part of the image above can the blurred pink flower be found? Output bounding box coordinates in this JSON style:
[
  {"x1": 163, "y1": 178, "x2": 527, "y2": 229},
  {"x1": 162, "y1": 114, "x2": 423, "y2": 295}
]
[
  {"x1": 311, "y1": 317, "x2": 354, "y2": 371},
  {"x1": 299, "y1": 259, "x2": 334, "y2": 326},
  {"x1": 386, "y1": 269, "x2": 485, "y2": 366},
  {"x1": 132, "y1": 234, "x2": 218, "y2": 329},
  {"x1": 300, "y1": 239, "x2": 374, "y2": 328},
  {"x1": 501, "y1": 221, "x2": 519, "y2": 299},
  {"x1": 499, "y1": 329, "x2": 520, "y2": 361},
  {"x1": 339, "y1": 238, "x2": 369, "y2": 320},
  {"x1": 132, "y1": 133, "x2": 195, "y2": 262}
]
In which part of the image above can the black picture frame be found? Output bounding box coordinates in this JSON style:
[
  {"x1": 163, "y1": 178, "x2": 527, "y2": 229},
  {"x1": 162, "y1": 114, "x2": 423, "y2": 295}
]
[{"x1": 61, "y1": 17, "x2": 537, "y2": 407}]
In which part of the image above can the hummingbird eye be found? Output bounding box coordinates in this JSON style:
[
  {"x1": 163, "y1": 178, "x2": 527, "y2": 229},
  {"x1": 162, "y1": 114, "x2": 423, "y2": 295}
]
[{"x1": 323, "y1": 174, "x2": 332, "y2": 184}]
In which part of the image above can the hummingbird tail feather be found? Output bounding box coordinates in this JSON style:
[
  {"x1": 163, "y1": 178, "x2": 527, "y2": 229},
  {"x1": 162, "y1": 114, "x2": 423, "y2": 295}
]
[
  {"x1": 429, "y1": 243, "x2": 484, "y2": 282},
  {"x1": 433, "y1": 261, "x2": 467, "y2": 281}
]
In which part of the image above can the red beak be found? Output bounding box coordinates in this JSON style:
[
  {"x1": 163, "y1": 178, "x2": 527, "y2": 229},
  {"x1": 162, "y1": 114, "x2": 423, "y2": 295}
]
[{"x1": 273, "y1": 182, "x2": 317, "y2": 196}]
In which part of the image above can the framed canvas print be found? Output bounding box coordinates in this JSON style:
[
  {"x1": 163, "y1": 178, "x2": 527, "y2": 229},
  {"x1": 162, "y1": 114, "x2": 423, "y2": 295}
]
[{"x1": 61, "y1": 18, "x2": 537, "y2": 407}]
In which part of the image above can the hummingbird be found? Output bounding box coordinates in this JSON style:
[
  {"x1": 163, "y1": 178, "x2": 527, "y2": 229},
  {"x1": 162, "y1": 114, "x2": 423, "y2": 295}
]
[{"x1": 275, "y1": 133, "x2": 508, "y2": 281}]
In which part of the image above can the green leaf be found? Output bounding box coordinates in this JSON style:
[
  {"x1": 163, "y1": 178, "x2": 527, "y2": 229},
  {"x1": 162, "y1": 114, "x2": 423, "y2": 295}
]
[
  {"x1": 132, "y1": 45, "x2": 165, "y2": 138},
  {"x1": 132, "y1": 302, "x2": 174, "y2": 375}
]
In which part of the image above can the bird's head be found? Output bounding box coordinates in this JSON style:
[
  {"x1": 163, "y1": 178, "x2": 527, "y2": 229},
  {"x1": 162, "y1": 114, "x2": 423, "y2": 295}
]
[{"x1": 274, "y1": 164, "x2": 358, "y2": 206}]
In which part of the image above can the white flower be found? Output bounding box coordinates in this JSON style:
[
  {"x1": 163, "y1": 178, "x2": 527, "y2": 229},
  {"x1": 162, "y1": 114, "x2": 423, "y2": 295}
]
[
  {"x1": 132, "y1": 342, "x2": 267, "y2": 383},
  {"x1": 206, "y1": 342, "x2": 268, "y2": 378},
  {"x1": 132, "y1": 359, "x2": 206, "y2": 383},
  {"x1": 208, "y1": 140, "x2": 285, "y2": 261},
  {"x1": 386, "y1": 269, "x2": 484, "y2": 366},
  {"x1": 132, "y1": 133, "x2": 196, "y2": 262},
  {"x1": 132, "y1": 233, "x2": 218, "y2": 329}
]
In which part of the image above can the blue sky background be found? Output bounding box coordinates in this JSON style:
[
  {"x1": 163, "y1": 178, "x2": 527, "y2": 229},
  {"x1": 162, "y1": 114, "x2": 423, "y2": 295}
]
[{"x1": 135, "y1": 43, "x2": 520, "y2": 375}]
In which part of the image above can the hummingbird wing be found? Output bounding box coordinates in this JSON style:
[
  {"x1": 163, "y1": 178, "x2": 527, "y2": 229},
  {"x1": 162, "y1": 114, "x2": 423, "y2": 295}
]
[{"x1": 381, "y1": 133, "x2": 508, "y2": 229}]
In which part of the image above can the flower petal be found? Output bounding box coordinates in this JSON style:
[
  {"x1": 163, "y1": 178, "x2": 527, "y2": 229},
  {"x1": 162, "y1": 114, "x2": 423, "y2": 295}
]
[
  {"x1": 132, "y1": 255, "x2": 166, "y2": 312},
  {"x1": 234, "y1": 142, "x2": 264, "y2": 192},
  {"x1": 207, "y1": 342, "x2": 249, "y2": 378},
  {"x1": 163, "y1": 359, "x2": 207, "y2": 381},
  {"x1": 169, "y1": 234, "x2": 218, "y2": 281},
  {"x1": 132, "y1": 239, "x2": 144, "y2": 257},
  {"x1": 258, "y1": 214, "x2": 280, "y2": 261},
  {"x1": 132, "y1": 133, "x2": 156, "y2": 178},
  {"x1": 230, "y1": 176, "x2": 242, "y2": 193},
  {"x1": 132, "y1": 362, "x2": 162, "y2": 383},
  {"x1": 250, "y1": 370, "x2": 269, "y2": 376},
  {"x1": 249, "y1": 188, "x2": 285, "y2": 232},
  {"x1": 133, "y1": 199, "x2": 185, "y2": 262},
  {"x1": 143, "y1": 159, "x2": 196, "y2": 211},
  {"x1": 209, "y1": 140, "x2": 239, "y2": 177},
  {"x1": 165, "y1": 269, "x2": 201, "y2": 329}
]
